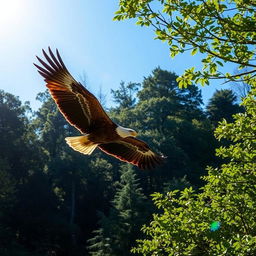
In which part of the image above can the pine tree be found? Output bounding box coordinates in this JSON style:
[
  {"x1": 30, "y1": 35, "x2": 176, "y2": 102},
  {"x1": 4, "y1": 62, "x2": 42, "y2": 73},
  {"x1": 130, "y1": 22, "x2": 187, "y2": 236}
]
[
  {"x1": 206, "y1": 89, "x2": 243, "y2": 125},
  {"x1": 111, "y1": 81, "x2": 140, "y2": 109},
  {"x1": 87, "y1": 212, "x2": 115, "y2": 256},
  {"x1": 132, "y1": 82, "x2": 256, "y2": 255},
  {"x1": 109, "y1": 68, "x2": 217, "y2": 191},
  {"x1": 88, "y1": 164, "x2": 151, "y2": 256}
]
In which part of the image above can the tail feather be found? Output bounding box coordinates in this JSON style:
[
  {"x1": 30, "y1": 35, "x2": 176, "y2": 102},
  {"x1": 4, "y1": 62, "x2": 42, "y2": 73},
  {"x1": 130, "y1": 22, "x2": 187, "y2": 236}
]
[{"x1": 65, "y1": 135, "x2": 97, "y2": 155}]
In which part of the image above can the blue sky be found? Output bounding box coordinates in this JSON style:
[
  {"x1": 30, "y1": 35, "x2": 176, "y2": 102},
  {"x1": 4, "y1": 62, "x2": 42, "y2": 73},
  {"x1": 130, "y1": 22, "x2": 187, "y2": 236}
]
[{"x1": 0, "y1": 0, "x2": 232, "y2": 110}]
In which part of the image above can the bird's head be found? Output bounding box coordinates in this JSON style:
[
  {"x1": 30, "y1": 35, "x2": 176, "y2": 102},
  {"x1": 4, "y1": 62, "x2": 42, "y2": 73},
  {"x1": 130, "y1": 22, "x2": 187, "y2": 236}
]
[
  {"x1": 116, "y1": 126, "x2": 138, "y2": 138},
  {"x1": 129, "y1": 129, "x2": 138, "y2": 137}
]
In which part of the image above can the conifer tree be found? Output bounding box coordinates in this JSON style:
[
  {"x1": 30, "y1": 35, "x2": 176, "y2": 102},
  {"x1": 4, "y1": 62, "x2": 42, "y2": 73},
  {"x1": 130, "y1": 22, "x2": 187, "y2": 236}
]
[
  {"x1": 88, "y1": 164, "x2": 151, "y2": 256},
  {"x1": 132, "y1": 82, "x2": 256, "y2": 255},
  {"x1": 206, "y1": 89, "x2": 243, "y2": 125}
]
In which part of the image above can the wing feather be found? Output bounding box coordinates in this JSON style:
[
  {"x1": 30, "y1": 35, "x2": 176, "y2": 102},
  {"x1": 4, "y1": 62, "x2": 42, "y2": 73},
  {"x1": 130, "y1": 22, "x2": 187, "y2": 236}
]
[
  {"x1": 48, "y1": 48, "x2": 63, "y2": 69},
  {"x1": 98, "y1": 137, "x2": 165, "y2": 169},
  {"x1": 34, "y1": 47, "x2": 113, "y2": 134},
  {"x1": 42, "y1": 48, "x2": 59, "y2": 70}
]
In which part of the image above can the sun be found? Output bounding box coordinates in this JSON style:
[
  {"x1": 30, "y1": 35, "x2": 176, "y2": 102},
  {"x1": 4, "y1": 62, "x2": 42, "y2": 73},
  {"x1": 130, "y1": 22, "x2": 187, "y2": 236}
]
[{"x1": 0, "y1": 0, "x2": 25, "y2": 35}]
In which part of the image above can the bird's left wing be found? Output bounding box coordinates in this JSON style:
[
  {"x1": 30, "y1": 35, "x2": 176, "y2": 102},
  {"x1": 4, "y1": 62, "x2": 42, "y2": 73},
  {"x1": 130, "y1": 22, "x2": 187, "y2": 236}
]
[
  {"x1": 98, "y1": 137, "x2": 165, "y2": 169},
  {"x1": 34, "y1": 47, "x2": 113, "y2": 134}
]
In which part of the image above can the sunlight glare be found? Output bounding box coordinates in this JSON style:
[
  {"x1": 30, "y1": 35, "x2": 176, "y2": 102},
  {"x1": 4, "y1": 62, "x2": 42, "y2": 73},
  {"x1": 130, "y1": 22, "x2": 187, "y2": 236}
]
[{"x1": 0, "y1": 0, "x2": 26, "y2": 36}]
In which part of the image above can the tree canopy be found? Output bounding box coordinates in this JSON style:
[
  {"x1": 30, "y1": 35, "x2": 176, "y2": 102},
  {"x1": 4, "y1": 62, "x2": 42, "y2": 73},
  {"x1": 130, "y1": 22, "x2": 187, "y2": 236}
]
[
  {"x1": 131, "y1": 82, "x2": 256, "y2": 256},
  {"x1": 0, "y1": 66, "x2": 242, "y2": 255},
  {"x1": 113, "y1": 0, "x2": 256, "y2": 255},
  {"x1": 206, "y1": 89, "x2": 243, "y2": 125},
  {"x1": 0, "y1": 1, "x2": 255, "y2": 253},
  {"x1": 114, "y1": 0, "x2": 256, "y2": 87}
]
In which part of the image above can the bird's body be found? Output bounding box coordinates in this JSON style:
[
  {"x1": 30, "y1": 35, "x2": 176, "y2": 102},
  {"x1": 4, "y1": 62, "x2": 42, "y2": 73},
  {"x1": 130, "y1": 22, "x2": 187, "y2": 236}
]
[{"x1": 34, "y1": 48, "x2": 165, "y2": 169}]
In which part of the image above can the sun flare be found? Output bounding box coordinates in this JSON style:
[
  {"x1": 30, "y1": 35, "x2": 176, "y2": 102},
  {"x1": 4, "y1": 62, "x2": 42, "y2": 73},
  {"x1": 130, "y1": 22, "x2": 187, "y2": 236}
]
[{"x1": 0, "y1": 0, "x2": 25, "y2": 35}]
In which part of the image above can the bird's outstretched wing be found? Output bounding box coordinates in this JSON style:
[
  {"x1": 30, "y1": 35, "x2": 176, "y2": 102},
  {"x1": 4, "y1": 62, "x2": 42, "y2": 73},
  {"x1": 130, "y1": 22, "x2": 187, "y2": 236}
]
[
  {"x1": 98, "y1": 137, "x2": 165, "y2": 169},
  {"x1": 34, "y1": 47, "x2": 113, "y2": 134}
]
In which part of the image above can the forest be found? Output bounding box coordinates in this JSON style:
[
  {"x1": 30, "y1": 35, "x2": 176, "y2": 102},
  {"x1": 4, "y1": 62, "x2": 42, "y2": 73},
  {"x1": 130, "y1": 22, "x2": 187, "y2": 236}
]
[
  {"x1": 0, "y1": 67, "x2": 244, "y2": 255},
  {"x1": 1, "y1": 0, "x2": 256, "y2": 255}
]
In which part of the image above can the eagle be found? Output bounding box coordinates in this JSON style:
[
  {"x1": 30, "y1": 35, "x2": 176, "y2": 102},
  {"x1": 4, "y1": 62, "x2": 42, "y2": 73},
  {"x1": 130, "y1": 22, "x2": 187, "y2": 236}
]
[{"x1": 34, "y1": 47, "x2": 165, "y2": 169}]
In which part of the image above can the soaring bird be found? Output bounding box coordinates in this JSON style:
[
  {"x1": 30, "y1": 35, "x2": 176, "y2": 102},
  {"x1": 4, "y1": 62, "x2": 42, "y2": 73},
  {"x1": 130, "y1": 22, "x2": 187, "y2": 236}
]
[{"x1": 34, "y1": 48, "x2": 164, "y2": 169}]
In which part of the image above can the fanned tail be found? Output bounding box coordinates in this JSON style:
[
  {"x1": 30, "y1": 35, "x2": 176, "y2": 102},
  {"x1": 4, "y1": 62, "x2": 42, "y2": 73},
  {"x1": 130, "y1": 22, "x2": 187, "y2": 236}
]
[{"x1": 65, "y1": 135, "x2": 97, "y2": 155}]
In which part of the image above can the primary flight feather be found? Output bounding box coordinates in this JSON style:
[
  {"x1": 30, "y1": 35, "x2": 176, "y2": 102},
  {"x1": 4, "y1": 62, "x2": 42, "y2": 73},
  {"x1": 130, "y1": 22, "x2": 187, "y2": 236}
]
[{"x1": 34, "y1": 47, "x2": 165, "y2": 169}]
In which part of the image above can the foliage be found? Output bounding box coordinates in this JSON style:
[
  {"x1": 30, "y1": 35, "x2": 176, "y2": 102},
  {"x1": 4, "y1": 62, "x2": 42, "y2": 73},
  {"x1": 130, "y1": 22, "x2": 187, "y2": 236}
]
[
  {"x1": 206, "y1": 89, "x2": 243, "y2": 125},
  {"x1": 0, "y1": 70, "x2": 243, "y2": 255},
  {"x1": 114, "y1": 0, "x2": 256, "y2": 87},
  {"x1": 131, "y1": 81, "x2": 256, "y2": 255},
  {"x1": 0, "y1": 1, "x2": 254, "y2": 255},
  {"x1": 110, "y1": 68, "x2": 216, "y2": 189},
  {"x1": 88, "y1": 165, "x2": 151, "y2": 256},
  {"x1": 0, "y1": 2, "x2": 254, "y2": 255},
  {"x1": 111, "y1": 81, "x2": 140, "y2": 109}
]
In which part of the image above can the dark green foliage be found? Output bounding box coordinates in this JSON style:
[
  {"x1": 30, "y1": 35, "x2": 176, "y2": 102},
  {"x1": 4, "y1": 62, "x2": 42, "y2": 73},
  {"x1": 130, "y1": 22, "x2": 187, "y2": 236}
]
[
  {"x1": 206, "y1": 89, "x2": 243, "y2": 125},
  {"x1": 137, "y1": 68, "x2": 204, "y2": 121},
  {"x1": 0, "y1": 68, "x2": 243, "y2": 255},
  {"x1": 111, "y1": 81, "x2": 140, "y2": 109},
  {"x1": 131, "y1": 83, "x2": 256, "y2": 255},
  {"x1": 1, "y1": 0, "x2": 255, "y2": 253},
  {"x1": 0, "y1": 90, "x2": 60, "y2": 255},
  {"x1": 88, "y1": 165, "x2": 152, "y2": 256},
  {"x1": 110, "y1": 68, "x2": 215, "y2": 190}
]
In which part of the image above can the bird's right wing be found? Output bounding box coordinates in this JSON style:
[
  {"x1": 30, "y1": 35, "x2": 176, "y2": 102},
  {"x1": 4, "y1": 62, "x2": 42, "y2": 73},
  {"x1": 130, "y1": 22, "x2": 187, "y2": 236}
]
[
  {"x1": 34, "y1": 47, "x2": 113, "y2": 134},
  {"x1": 98, "y1": 136, "x2": 165, "y2": 169}
]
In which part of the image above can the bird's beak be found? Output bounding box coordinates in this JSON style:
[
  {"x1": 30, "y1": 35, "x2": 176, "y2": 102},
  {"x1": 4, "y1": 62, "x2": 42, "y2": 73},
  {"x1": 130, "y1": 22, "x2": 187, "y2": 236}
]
[{"x1": 132, "y1": 131, "x2": 138, "y2": 137}]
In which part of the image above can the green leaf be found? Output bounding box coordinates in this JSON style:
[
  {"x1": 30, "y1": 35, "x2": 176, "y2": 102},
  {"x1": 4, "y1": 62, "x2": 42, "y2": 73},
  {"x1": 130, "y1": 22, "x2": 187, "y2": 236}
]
[{"x1": 191, "y1": 48, "x2": 198, "y2": 56}]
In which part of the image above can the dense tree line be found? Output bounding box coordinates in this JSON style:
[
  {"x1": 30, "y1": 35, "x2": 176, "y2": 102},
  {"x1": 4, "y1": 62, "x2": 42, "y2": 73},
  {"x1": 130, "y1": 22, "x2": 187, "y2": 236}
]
[
  {"x1": 113, "y1": 0, "x2": 256, "y2": 254},
  {"x1": 131, "y1": 81, "x2": 256, "y2": 256},
  {"x1": 0, "y1": 68, "x2": 242, "y2": 255}
]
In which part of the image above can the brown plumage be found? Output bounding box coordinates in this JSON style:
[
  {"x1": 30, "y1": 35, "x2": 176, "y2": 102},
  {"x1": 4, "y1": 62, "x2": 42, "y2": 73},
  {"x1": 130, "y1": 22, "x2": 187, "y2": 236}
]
[{"x1": 34, "y1": 47, "x2": 165, "y2": 169}]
